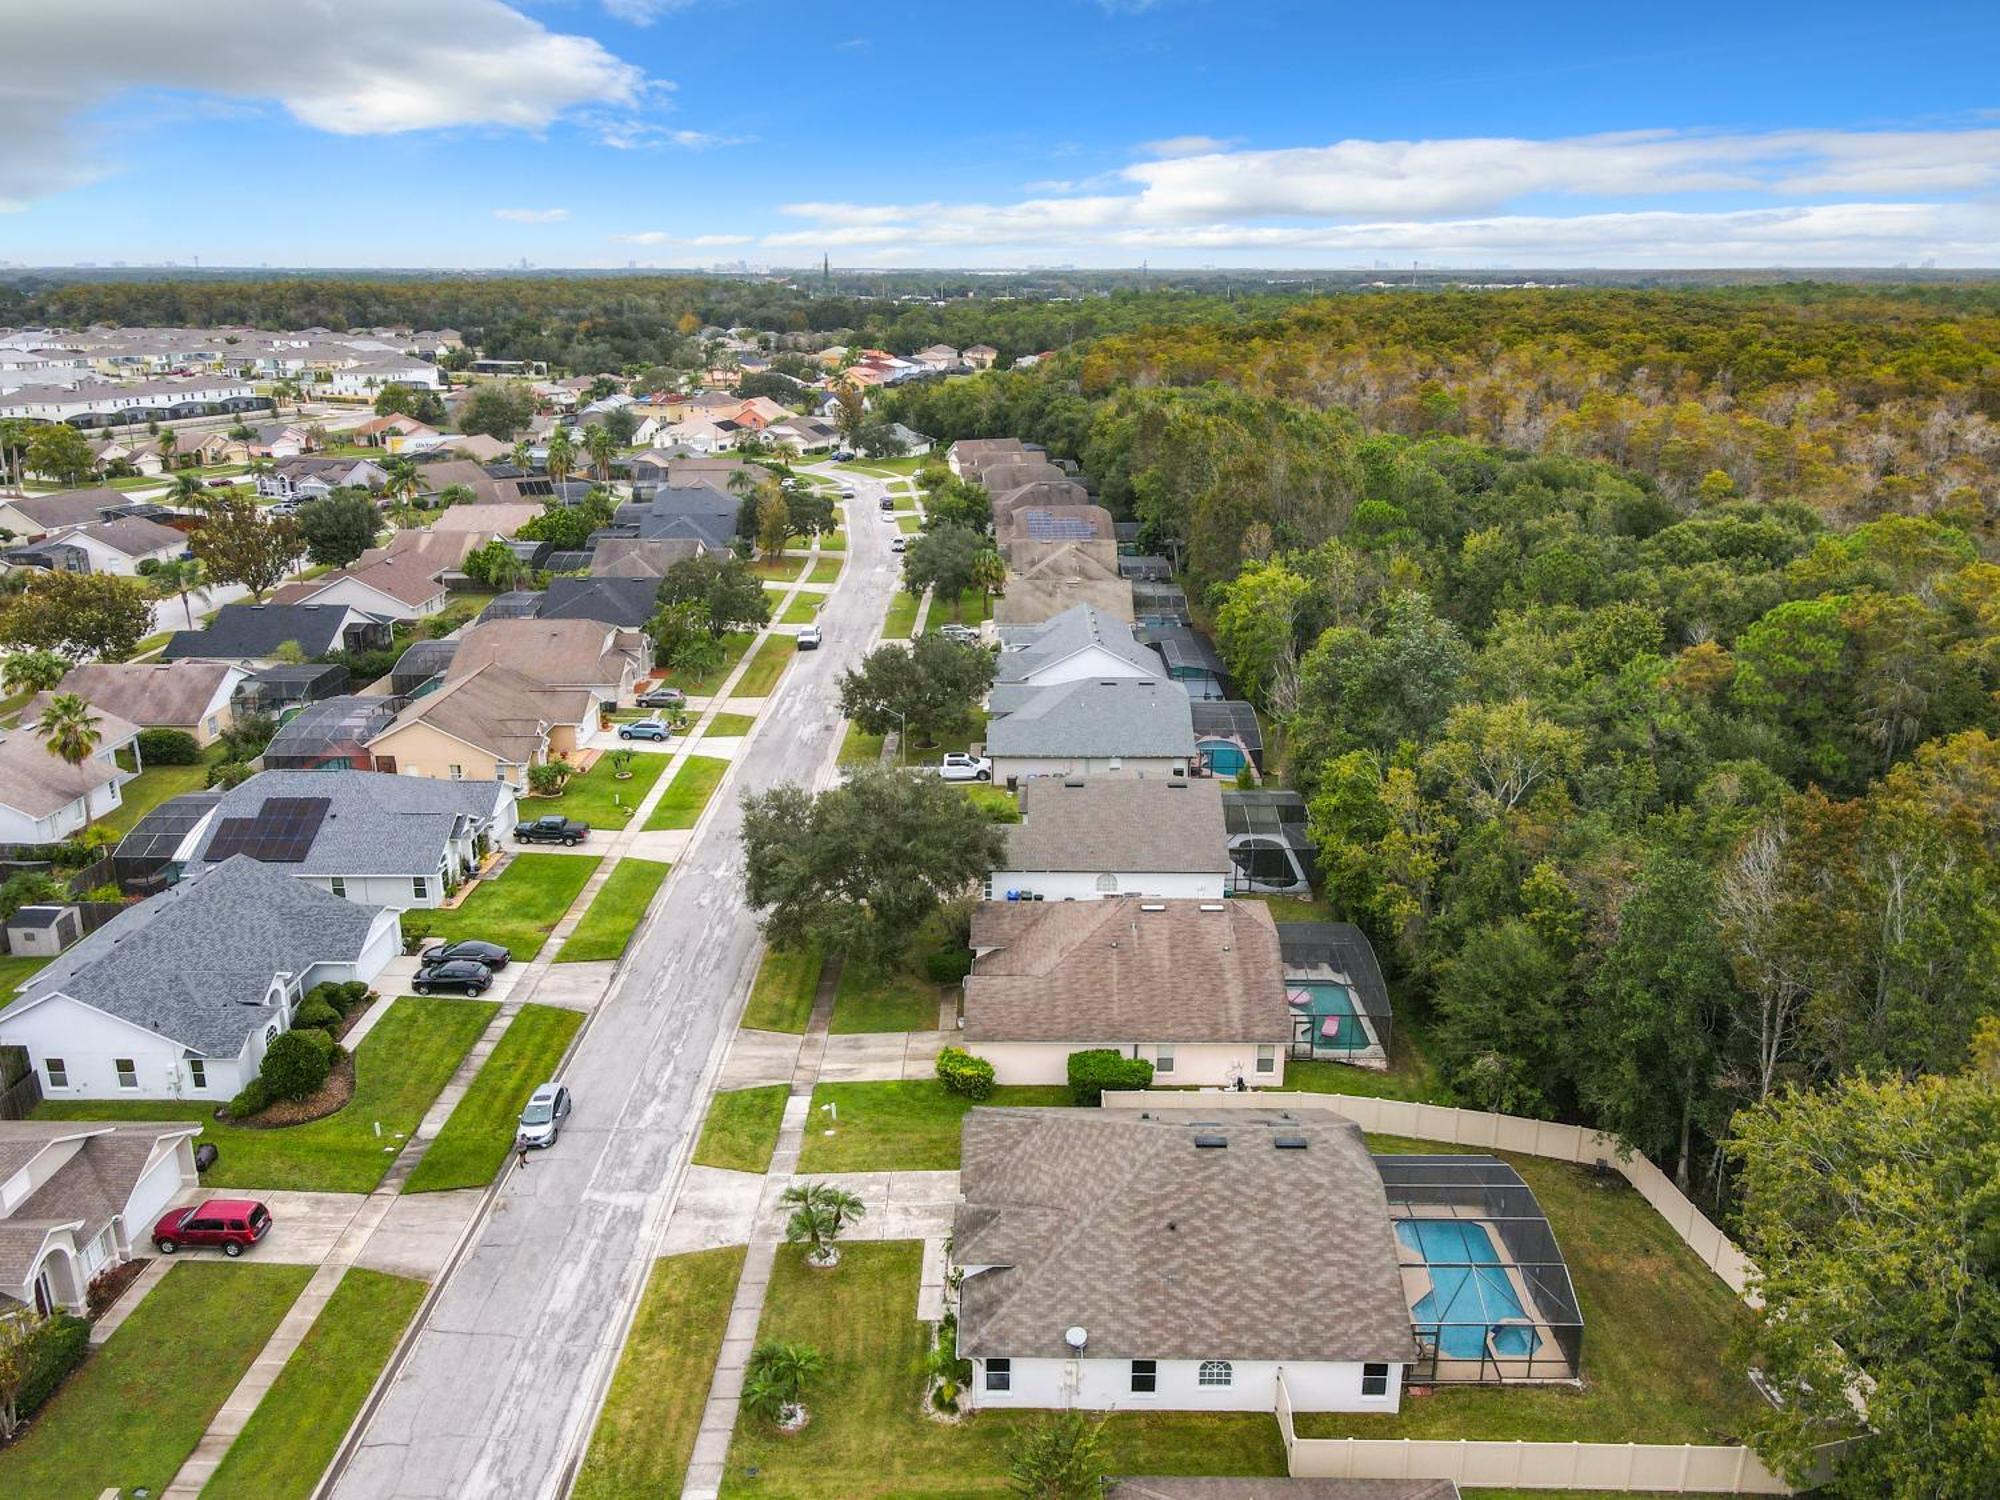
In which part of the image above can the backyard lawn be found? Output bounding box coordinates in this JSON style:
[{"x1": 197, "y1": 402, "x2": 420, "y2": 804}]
[
  {"x1": 705, "y1": 711, "x2": 758, "y2": 737},
  {"x1": 0, "y1": 952, "x2": 52, "y2": 1008},
  {"x1": 526, "y1": 754, "x2": 669, "y2": 828},
  {"x1": 796, "y1": 1081, "x2": 1072, "y2": 1173},
  {"x1": 557, "y1": 859, "x2": 672, "y2": 963},
  {"x1": 644, "y1": 756, "x2": 731, "y2": 831},
  {"x1": 957, "y1": 784, "x2": 1019, "y2": 822},
  {"x1": 742, "y1": 945, "x2": 823, "y2": 1031},
  {"x1": 0, "y1": 1261, "x2": 314, "y2": 1499},
  {"x1": 722, "y1": 1242, "x2": 1285, "y2": 1497},
  {"x1": 575, "y1": 1247, "x2": 745, "y2": 1500},
  {"x1": 692, "y1": 1085, "x2": 789, "y2": 1173},
  {"x1": 92, "y1": 745, "x2": 225, "y2": 837},
  {"x1": 1284, "y1": 1010, "x2": 1451, "y2": 1105},
  {"x1": 656, "y1": 631, "x2": 756, "y2": 695},
  {"x1": 882, "y1": 590, "x2": 922, "y2": 639},
  {"x1": 734, "y1": 634, "x2": 793, "y2": 697},
  {"x1": 1243, "y1": 890, "x2": 1338, "y2": 923},
  {"x1": 404, "y1": 1004, "x2": 585, "y2": 1192},
  {"x1": 38, "y1": 997, "x2": 494, "y2": 1192},
  {"x1": 807, "y1": 556, "x2": 842, "y2": 583},
  {"x1": 409, "y1": 853, "x2": 601, "y2": 960},
  {"x1": 200, "y1": 1268, "x2": 427, "y2": 1500},
  {"x1": 829, "y1": 962, "x2": 939, "y2": 1033}
]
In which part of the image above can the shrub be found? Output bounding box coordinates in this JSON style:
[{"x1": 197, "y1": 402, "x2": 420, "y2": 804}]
[
  {"x1": 305, "y1": 979, "x2": 368, "y2": 1017},
  {"x1": 228, "y1": 1077, "x2": 270, "y2": 1118},
  {"x1": 206, "y1": 759, "x2": 253, "y2": 790},
  {"x1": 924, "y1": 945, "x2": 975, "y2": 984},
  {"x1": 81, "y1": 883, "x2": 123, "y2": 903},
  {"x1": 135, "y1": 728, "x2": 203, "y2": 765},
  {"x1": 293, "y1": 997, "x2": 340, "y2": 1030},
  {"x1": 260, "y1": 1029, "x2": 332, "y2": 1100},
  {"x1": 935, "y1": 1046, "x2": 995, "y2": 1101},
  {"x1": 1066, "y1": 1048, "x2": 1154, "y2": 1106},
  {"x1": 526, "y1": 759, "x2": 573, "y2": 795},
  {"x1": 16, "y1": 1312, "x2": 91, "y2": 1422}
]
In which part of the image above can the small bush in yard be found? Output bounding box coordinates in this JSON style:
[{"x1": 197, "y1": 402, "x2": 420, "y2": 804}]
[
  {"x1": 227, "y1": 1077, "x2": 269, "y2": 1119},
  {"x1": 260, "y1": 1030, "x2": 332, "y2": 1101},
  {"x1": 134, "y1": 728, "x2": 203, "y2": 764},
  {"x1": 11, "y1": 1311, "x2": 91, "y2": 1431},
  {"x1": 1066, "y1": 1048, "x2": 1153, "y2": 1105},
  {"x1": 303, "y1": 979, "x2": 367, "y2": 1017},
  {"x1": 924, "y1": 945, "x2": 974, "y2": 984},
  {"x1": 293, "y1": 997, "x2": 340, "y2": 1030},
  {"x1": 936, "y1": 1046, "x2": 995, "y2": 1101}
]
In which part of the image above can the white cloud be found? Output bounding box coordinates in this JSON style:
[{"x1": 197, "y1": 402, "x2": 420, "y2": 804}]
[
  {"x1": 494, "y1": 208, "x2": 569, "y2": 224},
  {"x1": 593, "y1": 121, "x2": 753, "y2": 150},
  {"x1": 610, "y1": 231, "x2": 753, "y2": 247},
  {"x1": 0, "y1": 0, "x2": 646, "y2": 209},
  {"x1": 1135, "y1": 134, "x2": 1240, "y2": 158},
  {"x1": 602, "y1": 0, "x2": 698, "y2": 23}
]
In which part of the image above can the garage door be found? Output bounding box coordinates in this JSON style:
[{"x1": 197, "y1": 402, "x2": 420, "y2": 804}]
[{"x1": 126, "y1": 1145, "x2": 188, "y2": 1230}]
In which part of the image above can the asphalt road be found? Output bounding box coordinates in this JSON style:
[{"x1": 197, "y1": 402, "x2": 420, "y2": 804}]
[{"x1": 329, "y1": 470, "x2": 903, "y2": 1499}]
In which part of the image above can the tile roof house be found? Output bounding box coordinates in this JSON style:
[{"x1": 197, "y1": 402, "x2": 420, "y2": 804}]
[
  {"x1": 954, "y1": 1108, "x2": 1414, "y2": 1412},
  {"x1": 160, "y1": 601, "x2": 392, "y2": 664},
  {"x1": 989, "y1": 777, "x2": 1230, "y2": 903},
  {"x1": 0, "y1": 712, "x2": 141, "y2": 845},
  {"x1": 0, "y1": 1120, "x2": 202, "y2": 1315},
  {"x1": 32, "y1": 660, "x2": 249, "y2": 747},
  {"x1": 963, "y1": 896, "x2": 1291, "y2": 1085},
  {"x1": 984, "y1": 676, "x2": 1194, "y2": 785},
  {"x1": 0, "y1": 856, "x2": 399, "y2": 1101},
  {"x1": 366, "y1": 663, "x2": 592, "y2": 787}
]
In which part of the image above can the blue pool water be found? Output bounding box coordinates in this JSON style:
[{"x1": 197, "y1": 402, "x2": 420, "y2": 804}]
[
  {"x1": 1287, "y1": 981, "x2": 1368, "y2": 1050},
  {"x1": 1397, "y1": 1219, "x2": 1542, "y2": 1361}
]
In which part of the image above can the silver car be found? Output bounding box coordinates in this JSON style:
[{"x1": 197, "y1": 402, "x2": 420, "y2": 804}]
[{"x1": 517, "y1": 1082, "x2": 572, "y2": 1148}]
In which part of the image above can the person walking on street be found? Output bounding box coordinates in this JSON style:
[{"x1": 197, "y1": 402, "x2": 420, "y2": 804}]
[{"x1": 516, "y1": 1143, "x2": 530, "y2": 1171}]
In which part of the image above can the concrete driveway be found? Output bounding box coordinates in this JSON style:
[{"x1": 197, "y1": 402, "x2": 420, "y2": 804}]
[{"x1": 161, "y1": 1187, "x2": 368, "y2": 1264}]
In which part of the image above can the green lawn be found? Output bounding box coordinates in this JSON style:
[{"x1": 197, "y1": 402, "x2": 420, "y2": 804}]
[
  {"x1": 693, "y1": 1085, "x2": 789, "y2": 1173},
  {"x1": 797, "y1": 1081, "x2": 1073, "y2": 1173},
  {"x1": 1292, "y1": 1147, "x2": 1762, "y2": 1446},
  {"x1": 404, "y1": 1004, "x2": 584, "y2": 1192},
  {"x1": 723, "y1": 1242, "x2": 1284, "y2": 1497},
  {"x1": 644, "y1": 755, "x2": 731, "y2": 831},
  {"x1": 882, "y1": 590, "x2": 922, "y2": 639},
  {"x1": 807, "y1": 557, "x2": 842, "y2": 583},
  {"x1": 837, "y1": 720, "x2": 886, "y2": 767},
  {"x1": 749, "y1": 555, "x2": 806, "y2": 581},
  {"x1": 657, "y1": 631, "x2": 756, "y2": 695},
  {"x1": 0, "y1": 952, "x2": 52, "y2": 1009},
  {"x1": 0, "y1": 1261, "x2": 313, "y2": 1499},
  {"x1": 575, "y1": 1247, "x2": 746, "y2": 1500},
  {"x1": 819, "y1": 529, "x2": 846, "y2": 553},
  {"x1": 557, "y1": 858, "x2": 671, "y2": 962},
  {"x1": 93, "y1": 745, "x2": 226, "y2": 837},
  {"x1": 743, "y1": 945, "x2": 823, "y2": 1032},
  {"x1": 916, "y1": 707, "x2": 989, "y2": 760},
  {"x1": 407, "y1": 853, "x2": 601, "y2": 960},
  {"x1": 830, "y1": 962, "x2": 940, "y2": 1034},
  {"x1": 525, "y1": 754, "x2": 668, "y2": 829},
  {"x1": 200, "y1": 1269, "x2": 427, "y2": 1500},
  {"x1": 39, "y1": 997, "x2": 493, "y2": 1193},
  {"x1": 957, "y1": 784, "x2": 1019, "y2": 822},
  {"x1": 734, "y1": 634, "x2": 793, "y2": 697},
  {"x1": 705, "y1": 711, "x2": 758, "y2": 737},
  {"x1": 1284, "y1": 1008, "x2": 1451, "y2": 1104},
  {"x1": 842, "y1": 455, "x2": 927, "y2": 476},
  {"x1": 896, "y1": 513, "x2": 925, "y2": 534},
  {"x1": 1242, "y1": 890, "x2": 1338, "y2": 923},
  {"x1": 923, "y1": 588, "x2": 991, "y2": 628},
  {"x1": 780, "y1": 593, "x2": 823, "y2": 625}
]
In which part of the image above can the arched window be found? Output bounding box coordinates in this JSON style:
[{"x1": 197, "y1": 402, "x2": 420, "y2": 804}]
[
  {"x1": 1095, "y1": 873, "x2": 1119, "y2": 892},
  {"x1": 1197, "y1": 1360, "x2": 1232, "y2": 1388}
]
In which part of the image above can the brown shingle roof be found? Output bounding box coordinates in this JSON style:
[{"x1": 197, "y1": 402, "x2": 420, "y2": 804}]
[
  {"x1": 955, "y1": 1109, "x2": 1416, "y2": 1364},
  {"x1": 46, "y1": 661, "x2": 235, "y2": 729},
  {"x1": 1004, "y1": 777, "x2": 1229, "y2": 877},
  {"x1": 447, "y1": 618, "x2": 643, "y2": 693},
  {"x1": 0, "y1": 729, "x2": 127, "y2": 819},
  {"x1": 965, "y1": 896, "x2": 1287, "y2": 1045},
  {"x1": 370, "y1": 663, "x2": 579, "y2": 763}
]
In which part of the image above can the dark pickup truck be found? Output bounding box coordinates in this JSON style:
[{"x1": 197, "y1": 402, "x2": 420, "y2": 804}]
[{"x1": 515, "y1": 814, "x2": 589, "y2": 846}]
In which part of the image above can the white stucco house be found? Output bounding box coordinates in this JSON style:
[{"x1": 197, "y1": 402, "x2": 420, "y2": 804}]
[
  {"x1": 0, "y1": 857, "x2": 399, "y2": 1101},
  {"x1": 993, "y1": 605, "x2": 1165, "y2": 692},
  {"x1": 984, "y1": 677, "x2": 1195, "y2": 787},
  {"x1": 953, "y1": 1108, "x2": 1416, "y2": 1415},
  {"x1": 986, "y1": 776, "x2": 1230, "y2": 902},
  {"x1": 0, "y1": 708, "x2": 141, "y2": 844},
  {"x1": 327, "y1": 357, "x2": 444, "y2": 395}
]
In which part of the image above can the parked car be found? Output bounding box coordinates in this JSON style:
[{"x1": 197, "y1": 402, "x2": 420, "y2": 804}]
[
  {"x1": 153, "y1": 1198, "x2": 272, "y2": 1257},
  {"x1": 935, "y1": 753, "x2": 993, "y2": 782},
  {"x1": 619, "y1": 717, "x2": 672, "y2": 742},
  {"x1": 412, "y1": 957, "x2": 493, "y2": 996},
  {"x1": 891, "y1": 535, "x2": 907, "y2": 553},
  {"x1": 840, "y1": 485, "x2": 857, "y2": 499},
  {"x1": 515, "y1": 814, "x2": 588, "y2": 845},
  {"x1": 635, "y1": 686, "x2": 687, "y2": 709},
  {"x1": 834, "y1": 449, "x2": 855, "y2": 461},
  {"x1": 422, "y1": 938, "x2": 512, "y2": 969},
  {"x1": 936, "y1": 623, "x2": 980, "y2": 644},
  {"x1": 879, "y1": 495, "x2": 895, "y2": 511},
  {"x1": 797, "y1": 624, "x2": 823, "y2": 650},
  {"x1": 517, "y1": 1081, "x2": 573, "y2": 1148}
]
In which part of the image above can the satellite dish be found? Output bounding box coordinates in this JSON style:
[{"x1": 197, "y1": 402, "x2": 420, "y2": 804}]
[{"x1": 1064, "y1": 1326, "x2": 1088, "y2": 1351}]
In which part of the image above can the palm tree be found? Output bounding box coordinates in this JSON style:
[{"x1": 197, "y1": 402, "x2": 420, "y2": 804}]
[
  {"x1": 545, "y1": 426, "x2": 576, "y2": 491},
  {"x1": 2, "y1": 649, "x2": 69, "y2": 698},
  {"x1": 584, "y1": 422, "x2": 615, "y2": 482},
  {"x1": 971, "y1": 547, "x2": 1008, "y2": 606},
  {"x1": 149, "y1": 556, "x2": 210, "y2": 629},
  {"x1": 780, "y1": 1181, "x2": 867, "y2": 1265},
  {"x1": 35, "y1": 693, "x2": 102, "y2": 766},
  {"x1": 510, "y1": 439, "x2": 535, "y2": 473},
  {"x1": 740, "y1": 1341, "x2": 825, "y2": 1428},
  {"x1": 272, "y1": 378, "x2": 300, "y2": 414},
  {"x1": 171, "y1": 470, "x2": 207, "y2": 507},
  {"x1": 156, "y1": 428, "x2": 179, "y2": 469}
]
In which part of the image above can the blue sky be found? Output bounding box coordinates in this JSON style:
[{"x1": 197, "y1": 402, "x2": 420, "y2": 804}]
[{"x1": 4, "y1": 0, "x2": 1998, "y2": 268}]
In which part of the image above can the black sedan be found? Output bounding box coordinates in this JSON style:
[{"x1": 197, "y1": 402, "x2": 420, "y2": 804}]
[
  {"x1": 422, "y1": 939, "x2": 512, "y2": 969},
  {"x1": 412, "y1": 958, "x2": 494, "y2": 996}
]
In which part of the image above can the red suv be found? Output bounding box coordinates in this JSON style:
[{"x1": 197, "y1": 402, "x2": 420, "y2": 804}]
[{"x1": 152, "y1": 1199, "x2": 273, "y2": 1257}]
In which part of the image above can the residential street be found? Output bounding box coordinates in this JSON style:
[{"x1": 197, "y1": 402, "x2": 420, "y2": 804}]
[{"x1": 329, "y1": 473, "x2": 901, "y2": 1500}]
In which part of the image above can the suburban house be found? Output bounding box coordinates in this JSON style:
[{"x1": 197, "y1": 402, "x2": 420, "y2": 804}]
[
  {"x1": 255, "y1": 456, "x2": 388, "y2": 502},
  {"x1": 160, "y1": 601, "x2": 392, "y2": 664},
  {"x1": 590, "y1": 537, "x2": 706, "y2": 578},
  {"x1": 997, "y1": 543, "x2": 1135, "y2": 627},
  {"x1": 449, "y1": 617, "x2": 652, "y2": 702},
  {"x1": 171, "y1": 769, "x2": 516, "y2": 909},
  {"x1": 262, "y1": 695, "x2": 402, "y2": 772},
  {"x1": 763, "y1": 417, "x2": 840, "y2": 453},
  {"x1": 0, "y1": 1119, "x2": 203, "y2": 1315},
  {"x1": 0, "y1": 709, "x2": 141, "y2": 844},
  {"x1": 366, "y1": 663, "x2": 590, "y2": 786},
  {"x1": 537, "y1": 576, "x2": 662, "y2": 629},
  {"x1": 427, "y1": 500, "x2": 543, "y2": 537},
  {"x1": 953, "y1": 1108, "x2": 1414, "y2": 1412},
  {"x1": 963, "y1": 896, "x2": 1291, "y2": 1086},
  {"x1": 326, "y1": 357, "x2": 444, "y2": 396},
  {"x1": 994, "y1": 605, "x2": 1166, "y2": 691},
  {"x1": 33, "y1": 660, "x2": 249, "y2": 746},
  {"x1": 6, "y1": 515, "x2": 187, "y2": 576},
  {"x1": 986, "y1": 777, "x2": 1230, "y2": 902},
  {"x1": 271, "y1": 553, "x2": 449, "y2": 620},
  {"x1": 962, "y1": 344, "x2": 999, "y2": 369},
  {"x1": 984, "y1": 677, "x2": 1195, "y2": 785},
  {"x1": 0, "y1": 487, "x2": 126, "y2": 542},
  {"x1": 947, "y1": 436, "x2": 1026, "y2": 477},
  {"x1": 0, "y1": 856, "x2": 399, "y2": 1101}
]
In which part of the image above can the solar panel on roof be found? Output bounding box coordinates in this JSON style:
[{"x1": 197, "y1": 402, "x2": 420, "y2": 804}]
[
  {"x1": 203, "y1": 796, "x2": 330, "y2": 863},
  {"x1": 1022, "y1": 510, "x2": 1098, "y2": 541}
]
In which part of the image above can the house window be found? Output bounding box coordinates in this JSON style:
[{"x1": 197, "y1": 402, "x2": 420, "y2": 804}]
[
  {"x1": 411, "y1": 876, "x2": 429, "y2": 901},
  {"x1": 1256, "y1": 1044, "x2": 1277, "y2": 1075},
  {"x1": 448, "y1": 764, "x2": 464, "y2": 780},
  {"x1": 1130, "y1": 1359, "x2": 1157, "y2": 1394},
  {"x1": 187, "y1": 1059, "x2": 207, "y2": 1090},
  {"x1": 206, "y1": 715, "x2": 219, "y2": 735},
  {"x1": 330, "y1": 876, "x2": 346, "y2": 898},
  {"x1": 1095, "y1": 873, "x2": 1119, "y2": 893},
  {"x1": 1361, "y1": 1363, "x2": 1390, "y2": 1397},
  {"x1": 1197, "y1": 1360, "x2": 1232, "y2": 1388},
  {"x1": 44, "y1": 1058, "x2": 66, "y2": 1088},
  {"x1": 114, "y1": 1058, "x2": 138, "y2": 1090},
  {"x1": 984, "y1": 1358, "x2": 1011, "y2": 1393},
  {"x1": 1154, "y1": 1044, "x2": 1175, "y2": 1075}
]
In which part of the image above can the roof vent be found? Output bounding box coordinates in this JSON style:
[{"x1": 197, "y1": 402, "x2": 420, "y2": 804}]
[
  {"x1": 1199, "y1": 903, "x2": 1225, "y2": 912},
  {"x1": 1065, "y1": 1325, "x2": 1089, "y2": 1351},
  {"x1": 1139, "y1": 902, "x2": 1166, "y2": 912},
  {"x1": 1063, "y1": 778, "x2": 1085, "y2": 789},
  {"x1": 1274, "y1": 1135, "x2": 1308, "y2": 1150},
  {"x1": 1193, "y1": 1134, "x2": 1228, "y2": 1149}
]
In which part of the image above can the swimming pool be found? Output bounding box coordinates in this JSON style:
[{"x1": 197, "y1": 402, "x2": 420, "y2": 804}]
[
  {"x1": 1287, "y1": 980, "x2": 1369, "y2": 1050},
  {"x1": 1397, "y1": 1219, "x2": 1543, "y2": 1361}
]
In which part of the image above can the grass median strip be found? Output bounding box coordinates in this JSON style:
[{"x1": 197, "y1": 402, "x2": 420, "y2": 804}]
[
  {"x1": 404, "y1": 1004, "x2": 586, "y2": 1193},
  {"x1": 644, "y1": 755, "x2": 730, "y2": 830},
  {"x1": 692, "y1": 1084, "x2": 789, "y2": 1173},
  {"x1": 780, "y1": 593, "x2": 822, "y2": 625},
  {"x1": 408, "y1": 853, "x2": 602, "y2": 960},
  {"x1": 807, "y1": 556, "x2": 842, "y2": 583},
  {"x1": 743, "y1": 944, "x2": 823, "y2": 1031},
  {"x1": 837, "y1": 720, "x2": 886, "y2": 767},
  {"x1": 0, "y1": 1261, "x2": 313, "y2": 1498},
  {"x1": 734, "y1": 633, "x2": 793, "y2": 697},
  {"x1": 556, "y1": 859, "x2": 672, "y2": 963},
  {"x1": 882, "y1": 590, "x2": 922, "y2": 639},
  {"x1": 573, "y1": 1245, "x2": 746, "y2": 1500},
  {"x1": 797, "y1": 1080, "x2": 1073, "y2": 1173},
  {"x1": 200, "y1": 1268, "x2": 427, "y2": 1500},
  {"x1": 704, "y1": 711, "x2": 757, "y2": 737}
]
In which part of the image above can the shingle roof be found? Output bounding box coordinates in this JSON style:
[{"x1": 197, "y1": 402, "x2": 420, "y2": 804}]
[
  {"x1": 965, "y1": 896, "x2": 1289, "y2": 1045},
  {"x1": 161, "y1": 602, "x2": 363, "y2": 661},
  {"x1": 3, "y1": 488, "x2": 126, "y2": 531},
  {"x1": 955, "y1": 1108, "x2": 1416, "y2": 1364},
  {"x1": 0, "y1": 730, "x2": 126, "y2": 819},
  {"x1": 983, "y1": 677, "x2": 1193, "y2": 760},
  {"x1": 183, "y1": 769, "x2": 509, "y2": 879},
  {"x1": 538, "y1": 576, "x2": 660, "y2": 628},
  {"x1": 14, "y1": 856, "x2": 386, "y2": 1055},
  {"x1": 0, "y1": 1121, "x2": 202, "y2": 1291},
  {"x1": 280, "y1": 552, "x2": 446, "y2": 609},
  {"x1": 47, "y1": 661, "x2": 237, "y2": 728},
  {"x1": 72, "y1": 515, "x2": 186, "y2": 558},
  {"x1": 590, "y1": 537, "x2": 704, "y2": 578},
  {"x1": 372, "y1": 663, "x2": 582, "y2": 763},
  {"x1": 448, "y1": 618, "x2": 639, "y2": 690},
  {"x1": 1003, "y1": 778, "x2": 1229, "y2": 877},
  {"x1": 995, "y1": 605, "x2": 1163, "y2": 685}
]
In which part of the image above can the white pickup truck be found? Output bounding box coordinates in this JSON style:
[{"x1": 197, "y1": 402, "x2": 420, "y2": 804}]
[{"x1": 930, "y1": 753, "x2": 993, "y2": 782}]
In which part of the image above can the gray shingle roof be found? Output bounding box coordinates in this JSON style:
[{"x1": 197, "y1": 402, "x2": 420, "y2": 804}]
[
  {"x1": 984, "y1": 678, "x2": 1194, "y2": 760},
  {"x1": 15, "y1": 856, "x2": 388, "y2": 1055},
  {"x1": 182, "y1": 769, "x2": 509, "y2": 879},
  {"x1": 955, "y1": 1109, "x2": 1416, "y2": 1365},
  {"x1": 1003, "y1": 777, "x2": 1229, "y2": 877},
  {"x1": 538, "y1": 576, "x2": 660, "y2": 628},
  {"x1": 160, "y1": 602, "x2": 364, "y2": 661},
  {"x1": 995, "y1": 605, "x2": 1163, "y2": 686}
]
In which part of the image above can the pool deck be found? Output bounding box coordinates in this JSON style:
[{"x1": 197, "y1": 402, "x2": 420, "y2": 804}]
[{"x1": 1393, "y1": 1207, "x2": 1578, "y2": 1384}]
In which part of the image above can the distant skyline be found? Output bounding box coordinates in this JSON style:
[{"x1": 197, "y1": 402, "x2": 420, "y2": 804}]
[{"x1": 4, "y1": 1, "x2": 1998, "y2": 270}]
